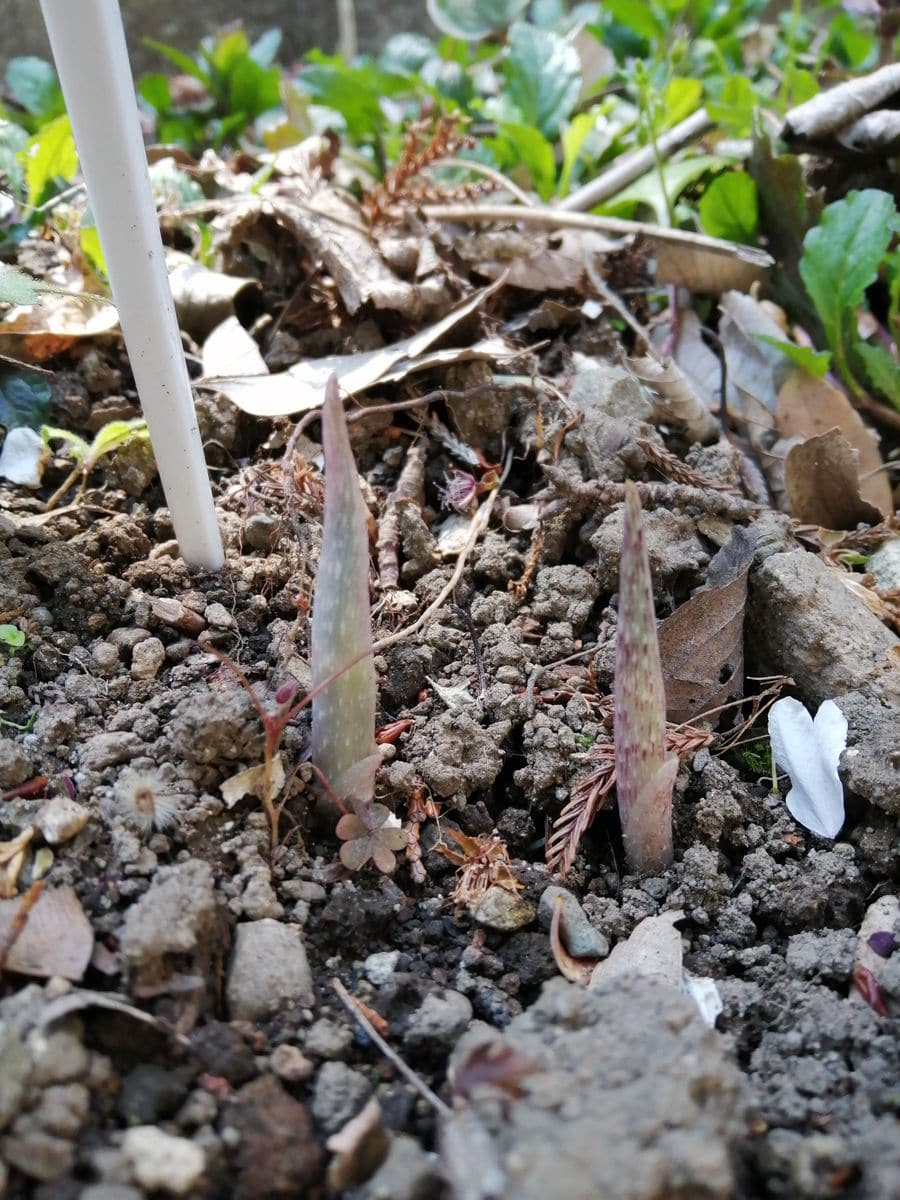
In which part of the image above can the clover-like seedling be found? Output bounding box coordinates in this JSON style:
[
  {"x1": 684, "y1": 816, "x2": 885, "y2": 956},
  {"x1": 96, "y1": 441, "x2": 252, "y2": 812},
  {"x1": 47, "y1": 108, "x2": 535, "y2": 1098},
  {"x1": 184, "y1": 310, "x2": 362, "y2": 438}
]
[
  {"x1": 613, "y1": 481, "x2": 678, "y2": 875},
  {"x1": 336, "y1": 803, "x2": 407, "y2": 874},
  {"x1": 311, "y1": 375, "x2": 380, "y2": 814}
]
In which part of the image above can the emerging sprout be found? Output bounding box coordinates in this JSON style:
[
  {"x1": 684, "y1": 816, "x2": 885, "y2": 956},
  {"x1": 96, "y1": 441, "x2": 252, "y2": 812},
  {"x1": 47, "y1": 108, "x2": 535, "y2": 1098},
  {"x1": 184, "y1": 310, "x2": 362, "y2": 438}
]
[{"x1": 613, "y1": 482, "x2": 678, "y2": 875}]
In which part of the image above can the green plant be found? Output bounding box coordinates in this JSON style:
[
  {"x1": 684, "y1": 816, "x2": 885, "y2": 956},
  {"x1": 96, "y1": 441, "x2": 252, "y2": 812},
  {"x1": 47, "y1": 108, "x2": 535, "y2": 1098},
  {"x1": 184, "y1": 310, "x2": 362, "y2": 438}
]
[
  {"x1": 140, "y1": 25, "x2": 283, "y2": 150},
  {"x1": 613, "y1": 481, "x2": 678, "y2": 875},
  {"x1": 799, "y1": 189, "x2": 900, "y2": 408},
  {"x1": 0, "y1": 624, "x2": 25, "y2": 650},
  {"x1": 41, "y1": 418, "x2": 149, "y2": 509}
]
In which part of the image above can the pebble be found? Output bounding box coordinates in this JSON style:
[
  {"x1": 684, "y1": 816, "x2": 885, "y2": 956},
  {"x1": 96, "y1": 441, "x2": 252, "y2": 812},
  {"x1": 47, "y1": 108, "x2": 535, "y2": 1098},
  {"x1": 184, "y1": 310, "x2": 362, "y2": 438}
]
[
  {"x1": 36, "y1": 796, "x2": 90, "y2": 845},
  {"x1": 204, "y1": 602, "x2": 234, "y2": 629},
  {"x1": 130, "y1": 636, "x2": 166, "y2": 680},
  {"x1": 312, "y1": 1061, "x2": 372, "y2": 1135},
  {"x1": 471, "y1": 885, "x2": 536, "y2": 932},
  {"x1": 306, "y1": 1017, "x2": 353, "y2": 1060},
  {"x1": 537, "y1": 886, "x2": 609, "y2": 958},
  {"x1": 226, "y1": 920, "x2": 314, "y2": 1021},
  {"x1": 91, "y1": 641, "x2": 120, "y2": 675},
  {"x1": 230, "y1": 1075, "x2": 322, "y2": 1196},
  {"x1": 122, "y1": 1126, "x2": 205, "y2": 1196},
  {"x1": 404, "y1": 988, "x2": 472, "y2": 1054},
  {"x1": 0, "y1": 738, "x2": 33, "y2": 789},
  {"x1": 243, "y1": 512, "x2": 280, "y2": 551},
  {"x1": 269, "y1": 1044, "x2": 315, "y2": 1083},
  {"x1": 364, "y1": 950, "x2": 400, "y2": 986},
  {"x1": 190, "y1": 1021, "x2": 256, "y2": 1086},
  {"x1": 78, "y1": 731, "x2": 144, "y2": 771},
  {"x1": 357, "y1": 1133, "x2": 443, "y2": 1200}
]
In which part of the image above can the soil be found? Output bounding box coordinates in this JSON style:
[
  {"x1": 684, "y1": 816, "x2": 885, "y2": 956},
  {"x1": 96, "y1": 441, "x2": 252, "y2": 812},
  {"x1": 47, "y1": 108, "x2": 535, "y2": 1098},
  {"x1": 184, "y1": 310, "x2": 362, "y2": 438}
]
[{"x1": 0, "y1": 298, "x2": 898, "y2": 1199}]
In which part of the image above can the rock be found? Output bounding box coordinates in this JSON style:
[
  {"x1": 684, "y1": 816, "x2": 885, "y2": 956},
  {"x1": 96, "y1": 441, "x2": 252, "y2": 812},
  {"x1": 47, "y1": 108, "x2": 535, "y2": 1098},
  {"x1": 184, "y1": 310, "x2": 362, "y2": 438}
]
[
  {"x1": 0, "y1": 1021, "x2": 30, "y2": 1129},
  {"x1": 269, "y1": 1044, "x2": 314, "y2": 1083},
  {"x1": 122, "y1": 1126, "x2": 205, "y2": 1195},
  {"x1": 32, "y1": 1082, "x2": 90, "y2": 1137},
  {"x1": 91, "y1": 641, "x2": 120, "y2": 674},
  {"x1": 78, "y1": 731, "x2": 144, "y2": 772},
  {"x1": 312, "y1": 1061, "x2": 372, "y2": 1135},
  {"x1": 1, "y1": 1122, "x2": 75, "y2": 1181},
  {"x1": 404, "y1": 988, "x2": 472, "y2": 1055},
  {"x1": 413, "y1": 711, "x2": 505, "y2": 801},
  {"x1": 531, "y1": 565, "x2": 599, "y2": 630},
  {"x1": 364, "y1": 950, "x2": 400, "y2": 986},
  {"x1": 444, "y1": 976, "x2": 746, "y2": 1200},
  {"x1": 538, "y1": 886, "x2": 609, "y2": 958},
  {"x1": 30, "y1": 1026, "x2": 89, "y2": 1087},
  {"x1": 117, "y1": 1063, "x2": 192, "y2": 1124},
  {"x1": 229, "y1": 1075, "x2": 322, "y2": 1199},
  {"x1": 204, "y1": 602, "x2": 234, "y2": 629},
  {"x1": 243, "y1": 512, "x2": 280, "y2": 551},
  {"x1": 748, "y1": 550, "x2": 900, "y2": 706},
  {"x1": 130, "y1": 636, "x2": 166, "y2": 680},
  {"x1": 867, "y1": 537, "x2": 900, "y2": 591},
  {"x1": 357, "y1": 1133, "x2": 442, "y2": 1200},
  {"x1": 471, "y1": 886, "x2": 535, "y2": 932},
  {"x1": 35, "y1": 796, "x2": 90, "y2": 845},
  {"x1": 306, "y1": 1017, "x2": 353, "y2": 1060},
  {"x1": 226, "y1": 920, "x2": 313, "y2": 1021},
  {"x1": 119, "y1": 859, "x2": 218, "y2": 983},
  {"x1": 81, "y1": 1187, "x2": 143, "y2": 1200},
  {"x1": 190, "y1": 1021, "x2": 257, "y2": 1086},
  {"x1": 0, "y1": 738, "x2": 33, "y2": 788},
  {"x1": 835, "y1": 691, "x2": 900, "y2": 817}
]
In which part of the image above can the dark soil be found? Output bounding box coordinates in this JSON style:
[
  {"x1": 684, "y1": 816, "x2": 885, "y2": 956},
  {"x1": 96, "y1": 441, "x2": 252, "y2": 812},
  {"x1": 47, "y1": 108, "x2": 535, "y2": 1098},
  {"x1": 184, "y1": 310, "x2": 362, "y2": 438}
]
[{"x1": 0, "y1": 299, "x2": 898, "y2": 1200}]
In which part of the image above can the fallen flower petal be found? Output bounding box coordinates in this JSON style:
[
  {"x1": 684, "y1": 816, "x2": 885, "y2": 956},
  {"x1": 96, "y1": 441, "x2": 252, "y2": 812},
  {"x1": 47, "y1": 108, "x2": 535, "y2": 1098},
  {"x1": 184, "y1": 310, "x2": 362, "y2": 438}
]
[{"x1": 768, "y1": 697, "x2": 847, "y2": 839}]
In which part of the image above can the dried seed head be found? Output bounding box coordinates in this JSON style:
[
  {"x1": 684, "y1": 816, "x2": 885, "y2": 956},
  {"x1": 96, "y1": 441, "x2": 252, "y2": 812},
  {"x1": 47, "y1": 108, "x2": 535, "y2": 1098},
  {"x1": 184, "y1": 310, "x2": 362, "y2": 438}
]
[
  {"x1": 114, "y1": 768, "x2": 180, "y2": 834},
  {"x1": 439, "y1": 469, "x2": 479, "y2": 513}
]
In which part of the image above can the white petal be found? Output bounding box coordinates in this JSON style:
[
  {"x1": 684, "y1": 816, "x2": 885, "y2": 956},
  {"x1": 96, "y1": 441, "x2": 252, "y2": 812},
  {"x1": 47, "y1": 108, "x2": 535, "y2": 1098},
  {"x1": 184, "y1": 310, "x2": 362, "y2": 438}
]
[{"x1": 768, "y1": 697, "x2": 845, "y2": 839}]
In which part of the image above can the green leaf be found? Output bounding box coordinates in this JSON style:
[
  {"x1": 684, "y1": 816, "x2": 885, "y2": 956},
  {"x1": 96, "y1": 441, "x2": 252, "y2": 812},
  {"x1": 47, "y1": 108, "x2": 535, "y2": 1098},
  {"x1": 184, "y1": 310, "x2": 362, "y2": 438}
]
[
  {"x1": 143, "y1": 39, "x2": 212, "y2": 89},
  {"x1": 427, "y1": 0, "x2": 529, "y2": 40},
  {"x1": 42, "y1": 425, "x2": 90, "y2": 463},
  {"x1": 299, "y1": 55, "x2": 411, "y2": 141},
  {"x1": 5, "y1": 57, "x2": 64, "y2": 122},
  {"x1": 380, "y1": 33, "x2": 436, "y2": 75},
  {"x1": 601, "y1": 0, "x2": 664, "y2": 42},
  {"x1": 559, "y1": 110, "x2": 598, "y2": 196},
  {"x1": 755, "y1": 335, "x2": 831, "y2": 377},
  {"x1": 79, "y1": 226, "x2": 107, "y2": 278},
  {"x1": 855, "y1": 342, "x2": 900, "y2": 409},
  {"x1": 706, "y1": 75, "x2": 757, "y2": 138},
  {"x1": 249, "y1": 28, "x2": 282, "y2": 69},
  {"x1": 138, "y1": 73, "x2": 173, "y2": 114},
  {"x1": 22, "y1": 113, "x2": 77, "y2": 207},
  {"x1": 799, "y1": 189, "x2": 897, "y2": 382},
  {"x1": 228, "y1": 58, "x2": 281, "y2": 119},
  {"x1": 660, "y1": 77, "x2": 702, "y2": 129},
  {"x1": 0, "y1": 625, "x2": 26, "y2": 650},
  {"x1": 0, "y1": 261, "x2": 108, "y2": 306},
  {"x1": 699, "y1": 171, "x2": 758, "y2": 243},
  {"x1": 492, "y1": 122, "x2": 557, "y2": 201},
  {"x1": 0, "y1": 371, "x2": 51, "y2": 431},
  {"x1": 601, "y1": 153, "x2": 726, "y2": 222},
  {"x1": 86, "y1": 418, "x2": 149, "y2": 467},
  {"x1": 504, "y1": 22, "x2": 581, "y2": 139}
]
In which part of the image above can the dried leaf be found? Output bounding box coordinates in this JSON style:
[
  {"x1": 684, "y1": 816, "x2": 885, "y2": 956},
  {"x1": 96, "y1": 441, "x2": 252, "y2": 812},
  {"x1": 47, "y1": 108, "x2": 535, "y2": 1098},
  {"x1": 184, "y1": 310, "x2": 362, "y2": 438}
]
[
  {"x1": 589, "y1": 909, "x2": 685, "y2": 989},
  {"x1": 0, "y1": 885, "x2": 93, "y2": 980},
  {"x1": 658, "y1": 526, "x2": 756, "y2": 724},
  {"x1": 630, "y1": 355, "x2": 719, "y2": 444},
  {"x1": 775, "y1": 370, "x2": 891, "y2": 515},
  {"x1": 549, "y1": 895, "x2": 596, "y2": 985},
  {"x1": 782, "y1": 63, "x2": 900, "y2": 144},
  {"x1": 201, "y1": 316, "x2": 268, "y2": 378},
  {"x1": 220, "y1": 754, "x2": 285, "y2": 810},
  {"x1": 204, "y1": 279, "x2": 510, "y2": 416},
  {"x1": 326, "y1": 1098, "x2": 389, "y2": 1193},
  {"x1": 784, "y1": 428, "x2": 885, "y2": 528},
  {"x1": 167, "y1": 255, "x2": 259, "y2": 340},
  {"x1": 0, "y1": 827, "x2": 34, "y2": 898}
]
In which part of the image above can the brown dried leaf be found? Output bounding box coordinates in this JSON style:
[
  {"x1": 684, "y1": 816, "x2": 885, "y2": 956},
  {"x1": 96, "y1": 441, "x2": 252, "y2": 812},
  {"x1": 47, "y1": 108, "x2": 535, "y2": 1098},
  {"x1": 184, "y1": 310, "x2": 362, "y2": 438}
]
[
  {"x1": 658, "y1": 526, "x2": 756, "y2": 724},
  {"x1": 326, "y1": 1098, "x2": 389, "y2": 1193},
  {"x1": 549, "y1": 896, "x2": 597, "y2": 985},
  {"x1": 0, "y1": 885, "x2": 93, "y2": 980},
  {"x1": 0, "y1": 827, "x2": 34, "y2": 898},
  {"x1": 784, "y1": 428, "x2": 885, "y2": 528},
  {"x1": 775, "y1": 370, "x2": 891, "y2": 515},
  {"x1": 629, "y1": 355, "x2": 719, "y2": 444}
]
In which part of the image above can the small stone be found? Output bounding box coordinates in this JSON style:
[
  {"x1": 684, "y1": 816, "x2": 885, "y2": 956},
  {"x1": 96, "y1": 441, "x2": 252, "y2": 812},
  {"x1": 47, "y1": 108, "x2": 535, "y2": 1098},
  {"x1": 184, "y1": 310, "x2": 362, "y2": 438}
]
[
  {"x1": 120, "y1": 859, "x2": 218, "y2": 979},
  {"x1": 122, "y1": 1126, "x2": 205, "y2": 1196},
  {"x1": 32, "y1": 847, "x2": 54, "y2": 879},
  {"x1": 81, "y1": 1187, "x2": 144, "y2": 1200},
  {"x1": 364, "y1": 950, "x2": 400, "y2": 986},
  {"x1": 0, "y1": 1021, "x2": 30, "y2": 1128},
  {"x1": 78, "y1": 731, "x2": 144, "y2": 771},
  {"x1": 0, "y1": 738, "x2": 33, "y2": 789},
  {"x1": 117, "y1": 1063, "x2": 191, "y2": 1124},
  {"x1": 306, "y1": 1017, "x2": 353, "y2": 1060},
  {"x1": 357, "y1": 1133, "x2": 442, "y2": 1200},
  {"x1": 204, "y1": 602, "x2": 234, "y2": 629},
  {"x1": 33, "y1": 1082, "x2": 90, "y2": 1138},
  {"x1": 404, "y1": 988, "x2": 472, "y2": 1054},
  {"x1": 131, "y1": 636, "x2": 166, "y2": 680},
  {"x1": 226, "y1": 920, "x2": 313, "y2": 1021},
  {"x1": 190, "y1": 1022, "x2": 257, "y2": 1086},
  {"x1": 30, "y1": 1028, "x2": 89, "y2": 1087},
  {"x1": 312, "y1": 1061, "x2": 372, "y2": 1135},
  {"x1": 243, "y1": 512, "x2": 280, "y2": 551},
  {"x1": 36, "y1": 796, "x2": 90, "y2": 845},
  {"x1": 2, "y1": 1122, "x2": 75, "y2": 1181},
  {"x1": 91, "y1": 641, "x2": 120, "y2": 674},
  {"x1": 538, "y1": 886, "x2": 609, "y2": 958},
  {"x1": 471, "y1": 886, "x2": 535, "y2": 932},
  {"x1": 230, "y1": 1075, "x2": 322, "y2": 1198},
  {"x1": 269, "y1": 1044, "x2": 314, "y2": 1083}
]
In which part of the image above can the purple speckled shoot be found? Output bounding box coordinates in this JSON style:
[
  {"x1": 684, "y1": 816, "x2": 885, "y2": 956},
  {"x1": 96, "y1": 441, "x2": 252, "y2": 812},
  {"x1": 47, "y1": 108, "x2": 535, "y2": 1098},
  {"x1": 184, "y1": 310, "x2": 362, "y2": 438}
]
[
  {"x1": 311, "y1": 375, "x2": 379, "y2": 809},
  {"x1": 614, "y1": 481, "x2": 678, "y2": 875}
]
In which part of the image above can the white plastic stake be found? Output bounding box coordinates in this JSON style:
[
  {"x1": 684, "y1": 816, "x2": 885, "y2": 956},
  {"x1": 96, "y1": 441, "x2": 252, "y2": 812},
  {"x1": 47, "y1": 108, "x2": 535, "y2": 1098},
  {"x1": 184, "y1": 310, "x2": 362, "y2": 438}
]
[{"x1": 39, "y1": 0, "x2": 224, "y2": 571}]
